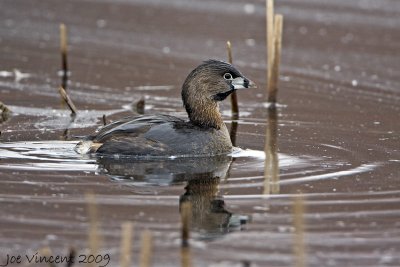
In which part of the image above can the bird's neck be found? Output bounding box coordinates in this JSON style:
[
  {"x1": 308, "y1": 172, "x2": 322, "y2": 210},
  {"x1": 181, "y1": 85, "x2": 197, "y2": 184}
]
[{"x1": 188, "y1": 102, "x2": 224, "y2": 129}]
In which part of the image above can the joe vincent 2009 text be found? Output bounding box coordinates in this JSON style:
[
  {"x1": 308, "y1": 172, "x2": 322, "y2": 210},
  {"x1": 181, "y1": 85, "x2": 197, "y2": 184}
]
[{"x1": 0, "y1": 252, "x2": 110, "y2": 267}]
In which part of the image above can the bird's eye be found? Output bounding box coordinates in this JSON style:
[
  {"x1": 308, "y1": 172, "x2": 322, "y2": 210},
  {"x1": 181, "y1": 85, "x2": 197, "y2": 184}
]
[{"x1": 223, "y1": 73, "x2": 233, "y2": 80}]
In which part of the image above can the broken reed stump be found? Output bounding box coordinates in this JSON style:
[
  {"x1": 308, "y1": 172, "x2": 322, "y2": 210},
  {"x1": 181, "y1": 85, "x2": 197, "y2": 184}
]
[
  {"x1": 263, "y1": 106, "x2": 279, "y2": 194},
  {"x1": 268, "y1": 15, "x2": 283, "y2": 104},
  {"x1": 102, "y1": 114, "x2": 107, "y2": 126},
  {"x1": 60, "y1": 23, "x2": 68, "y2": 90},
  {"x1": 293, "y1": 195, "x2": 307, "y2": 267},
  {"x1": 135, "y1": 98, "x2": 145, "y2": 115},
  {"x1": 139, "y1": 230, "x2": 153, "y2": 267},
  {"x1": 120, "y1": 222, "x2": 134, "y2": 267},
  {"x1": 58, "y1": 86, "x2": 77, "y2": 115}
]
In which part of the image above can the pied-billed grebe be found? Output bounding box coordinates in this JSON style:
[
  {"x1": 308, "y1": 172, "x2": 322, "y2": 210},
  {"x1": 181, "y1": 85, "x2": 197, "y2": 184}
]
[{"x1": 75, "y1": 59, "x2": 256, "y2": 156}]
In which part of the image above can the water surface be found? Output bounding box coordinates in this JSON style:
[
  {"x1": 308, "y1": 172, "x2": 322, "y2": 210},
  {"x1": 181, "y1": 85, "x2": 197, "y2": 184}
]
[{"x1": 0, "y1": 0, "x2": 399, "y2": 266}]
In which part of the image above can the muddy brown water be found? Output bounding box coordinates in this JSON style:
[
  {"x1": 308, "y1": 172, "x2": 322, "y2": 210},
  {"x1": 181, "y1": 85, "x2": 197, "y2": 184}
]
[{"x1": 1, "y1": 0, "x2": 400, "y2": 266}]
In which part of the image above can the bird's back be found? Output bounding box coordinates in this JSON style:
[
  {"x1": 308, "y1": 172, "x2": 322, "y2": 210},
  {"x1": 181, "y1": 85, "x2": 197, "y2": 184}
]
[{"x1": 76, "y1": 114, "x2": 232, "y2": 156}]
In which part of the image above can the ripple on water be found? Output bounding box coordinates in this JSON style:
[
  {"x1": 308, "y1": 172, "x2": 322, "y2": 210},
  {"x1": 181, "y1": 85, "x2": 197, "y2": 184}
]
[{"x1": 0, "y1": 140, "x2": 381, "y2": 197}]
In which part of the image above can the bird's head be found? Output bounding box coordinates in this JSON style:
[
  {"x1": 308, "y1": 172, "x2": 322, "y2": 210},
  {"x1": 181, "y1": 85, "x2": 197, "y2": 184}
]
[{"x1": 181, "y1": 59, "x2": 256, "y2": 128}]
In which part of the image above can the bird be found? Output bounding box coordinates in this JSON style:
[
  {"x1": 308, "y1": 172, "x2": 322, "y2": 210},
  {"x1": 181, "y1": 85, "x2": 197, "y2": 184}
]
[{"x1": 75, "y1": 59, "x2": 256, "y2": 157}]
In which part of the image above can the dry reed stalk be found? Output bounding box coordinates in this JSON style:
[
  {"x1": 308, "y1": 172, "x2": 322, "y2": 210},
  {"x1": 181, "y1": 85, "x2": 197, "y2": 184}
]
[
  {"x1": 120, "y1": 222, "x2": 134, "y2": 267},
  {"x1": 60, "y1": 23, "x2": 68, "y2": 90},
  {"x1": 58, "y1": 86, "x2": 77, "y2": 115},
  {"x1": 226, "y1": 40, "x2": 233, "y2": 64},
  {"x1": 181, "y1": 202, "x2": 192, "y2": 248},
  {"x1": 293, "y1": 195, "x2": 307, "y2": 267},
  {"x1": 267, "y1": 14, "x2": 283, "y2": 104},
  {"x1": 60, "y1": 24, "x2": 68, "y2": 75},
  {"x1": 263, "y1": 107, "x2": 279, "y2": 194},
  {"x1": 85, "y1": 193, "x2": 101, "y2": 261},
  {"x1": 226, "y1": 41, "x2": 239, "y2": 118},
  {"x1": 139, "y1": 230, "x2": 153, "y2": 267},
  {"x1": 266, "y1": 0, "x2": 274, "y2": 86}
]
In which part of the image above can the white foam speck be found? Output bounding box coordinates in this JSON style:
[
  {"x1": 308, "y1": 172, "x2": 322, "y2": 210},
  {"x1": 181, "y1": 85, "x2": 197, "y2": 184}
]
[
  {"x1": 134, "y1": 85, "x2": 174, "y2": 91},
  {"x1": 245, "y1": 38, "x2": 256, "y2": 47},
  {"x1": 162, "y1": 47, "x2": 171, "y2": 54},
  {"x1": 244, "y1": 4, "x2": 255, "y2": 14},
  {"x1": 96, "y1": 19, "x2": 107, "y2": 28},
  {"x1": 231, "y1": 148, "x2": 265, "y2": 159},
  {"x1": 0, "y1": 71, "x2": 13, "y2": 77}
]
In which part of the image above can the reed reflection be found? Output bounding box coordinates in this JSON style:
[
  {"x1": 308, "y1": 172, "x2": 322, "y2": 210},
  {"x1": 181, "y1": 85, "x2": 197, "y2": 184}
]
[{"x1": 264, "y1": 106, "x2": 280, "y2": 194}]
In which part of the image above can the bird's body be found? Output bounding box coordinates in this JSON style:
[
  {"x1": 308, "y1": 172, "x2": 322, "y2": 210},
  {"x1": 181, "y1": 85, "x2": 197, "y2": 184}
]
[
  {"x1": 75, "y1": 60, "x2": 255, "y2": 157},
  {"x1": 78, "y1": 114, "x2": 231, "y2": 156}
]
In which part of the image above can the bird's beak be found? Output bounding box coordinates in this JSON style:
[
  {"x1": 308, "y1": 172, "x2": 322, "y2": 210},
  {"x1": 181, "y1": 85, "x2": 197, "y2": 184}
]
[{"x1": 231, "y1": 77, "x2": 257, "y2": 90}]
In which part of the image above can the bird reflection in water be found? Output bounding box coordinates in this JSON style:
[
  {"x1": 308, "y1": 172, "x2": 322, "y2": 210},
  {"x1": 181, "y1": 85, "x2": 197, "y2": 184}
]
[{"x1": 96, "y1": 155, "x2": 249, "y2": 240}]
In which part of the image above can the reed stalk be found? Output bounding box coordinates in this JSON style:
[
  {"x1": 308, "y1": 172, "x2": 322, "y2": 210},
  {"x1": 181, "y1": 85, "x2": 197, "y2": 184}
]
[
  {"x1": 226, "y1": 41, "x2": 239, "y2": 118},
  {"x1": 268, "y1": 14, "x2": 283, "y2": 104},
  {"x1": 266, "y1": 0, "x2": 274, "y2": 87},
  {"x1": 60, "y1": 23, "x2": 68, "y2": 90},
  {"x1": 58, "y1": 86, "x2": 77, "y2": 115}
]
